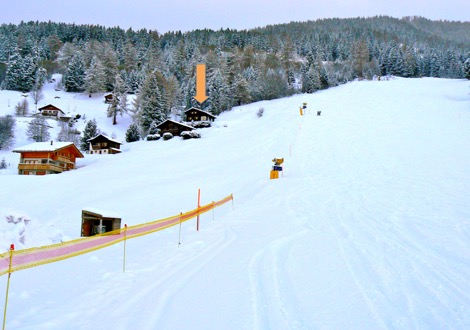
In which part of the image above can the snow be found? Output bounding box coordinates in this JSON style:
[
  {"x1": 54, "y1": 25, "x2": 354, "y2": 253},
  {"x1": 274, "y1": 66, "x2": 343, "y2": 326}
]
[
  {"x1": 12, "y1": 141, "x2": 76, "y2": 152},
  {"x1": 0, "y1": 77, "x2": 469, "y2": 329}
]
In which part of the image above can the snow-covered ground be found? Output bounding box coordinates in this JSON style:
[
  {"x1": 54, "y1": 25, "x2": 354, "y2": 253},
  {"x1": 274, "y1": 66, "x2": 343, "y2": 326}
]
[{"x1": 0, "y1": 77, "x2": 469, "y2": 329}]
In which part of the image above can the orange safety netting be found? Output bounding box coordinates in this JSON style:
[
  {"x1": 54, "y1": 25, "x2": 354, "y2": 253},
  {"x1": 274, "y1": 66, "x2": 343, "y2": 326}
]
[{"x1": 0, "y1": 194, "x2": 233, "y2": 276}]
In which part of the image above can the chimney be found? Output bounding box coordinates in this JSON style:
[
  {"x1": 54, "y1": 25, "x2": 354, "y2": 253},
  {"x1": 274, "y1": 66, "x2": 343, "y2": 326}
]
[{"x1": 50, "y1": 141, "x2": 53, "y2": 145}]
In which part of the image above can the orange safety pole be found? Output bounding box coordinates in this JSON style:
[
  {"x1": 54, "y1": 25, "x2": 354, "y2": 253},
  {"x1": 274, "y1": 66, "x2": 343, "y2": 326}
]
[
  {"x1": 122, "y1": 224, "x2": 127, "y2": 273},
  {"x1": 196, "y1": 188, "x2": 201, "y2": 231},
  {"x1": 2, "y1": 244, "x2": 14, "y2": 330}
]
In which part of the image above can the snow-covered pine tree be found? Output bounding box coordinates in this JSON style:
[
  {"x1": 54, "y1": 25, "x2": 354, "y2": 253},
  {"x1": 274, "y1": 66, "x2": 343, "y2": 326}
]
[
  {"x1": 64, "y1": 53, "x2": 86, "y2": 92},
  {"x1": 80, "y1": 119, "x2": 99, "y2": 151},
  {"x1": 233, "y1": 73, "x2": 252, "y2": 106},
  {"x1": 138, "y1": 72, "x2": 167, "y2": 134},
  {"x1": 125, "y1": 123, "x2": 141, "y2": 142},
  {"x1": 2, "y1": 52, "x2": 36, "y2": 92},
  {"x1": 207, "y1": 68, "x2": 231, "y2": 115},
  {"x1": 464, "y1": 57, "x2": 470, "y2": 80}
]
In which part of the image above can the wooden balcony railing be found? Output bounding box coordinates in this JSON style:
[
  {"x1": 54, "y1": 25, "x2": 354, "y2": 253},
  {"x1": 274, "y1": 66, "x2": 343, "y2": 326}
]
[{"x1": 18, "y1": 163, "x2": 64, "y2": 173}]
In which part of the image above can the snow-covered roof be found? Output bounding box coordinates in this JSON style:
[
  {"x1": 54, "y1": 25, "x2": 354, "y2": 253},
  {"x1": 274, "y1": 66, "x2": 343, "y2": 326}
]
[
  {"x1": 184, "y1": 107, "x2": 216, "y2": 118},
  {"x1": 12, "y1": 142, "x2": 84, "y2": 157},
  {"x1": 157, "y1": 119, "x2": 194, "y2": 130},
  {"x1": 87, "y1": 134, "x2": 122, "y2": 144},
  {"x1": 38, "y1": 104, "x2": 65, "y2": 114}
]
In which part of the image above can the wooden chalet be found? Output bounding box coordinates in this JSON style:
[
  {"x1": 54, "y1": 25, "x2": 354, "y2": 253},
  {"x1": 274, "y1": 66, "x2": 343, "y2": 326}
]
[
  {"x1": 12, "y1": 141, "x2": 84, "y2": 175},
  {"x1": 38, "y1": 104, "x2": 65, "y2": 118},
  {"x1": 87, "y1": 134, "x2": 122, "y2": 154},
  {"x1": 184, "y1": 107, "x2": 216, "y2": 122},
  {"x1": 156, "y1": 120, "x2": 194, "y2": 136}
]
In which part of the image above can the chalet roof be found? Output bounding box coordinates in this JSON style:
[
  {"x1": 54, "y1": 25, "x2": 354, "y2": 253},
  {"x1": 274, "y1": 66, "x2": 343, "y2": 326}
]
[
  {"x1": 38, "y1": 104, "x2": 65, "y2": 114},
  {"x1": 87, "y1": 133, "x2": 122, "y2": 145},
  {"x1": 12, "y1": 142, "x2": 84, "y2": 158},
  {"x1": 156, "y1": 119, "x2": 194, "y2": 130},
  {"x1": 184, "y1": 107, "x2": 216, "y2": 119}
]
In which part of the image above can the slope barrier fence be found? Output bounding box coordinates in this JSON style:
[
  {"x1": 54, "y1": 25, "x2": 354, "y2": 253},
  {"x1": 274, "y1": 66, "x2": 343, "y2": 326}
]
[{"x1": 0, "y1": 193, "x2": 233, "y2": 276}]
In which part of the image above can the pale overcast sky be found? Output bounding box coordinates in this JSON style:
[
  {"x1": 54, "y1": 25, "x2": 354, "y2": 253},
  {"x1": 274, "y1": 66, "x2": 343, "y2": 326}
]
[{"x1": 1, "y1": 0, "x2": 468, "y2": 33}]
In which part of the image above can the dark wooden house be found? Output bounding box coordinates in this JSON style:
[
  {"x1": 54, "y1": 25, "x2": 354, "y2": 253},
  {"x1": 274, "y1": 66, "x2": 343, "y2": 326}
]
[
  {"x1": 87, "y1": 134, "x2": 122, "y2": 154},
  {"x1": 38, "y1": 104, "x2": 65, "y2": 118},
  {"x1": 81, "y1": 209, "x2": 121, "y2": 236},
  {"x1": 184, "y1": 107, "x2": 216, "y2": 122},
  {"x1": 156, "y1": 120, "x2": 194, "y2": 136}
]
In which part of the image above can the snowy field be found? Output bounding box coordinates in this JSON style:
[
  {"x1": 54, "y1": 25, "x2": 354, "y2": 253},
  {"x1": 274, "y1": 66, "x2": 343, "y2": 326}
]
[{"x1": 0, "y1": 77, "x2": 469, "y2": 329}]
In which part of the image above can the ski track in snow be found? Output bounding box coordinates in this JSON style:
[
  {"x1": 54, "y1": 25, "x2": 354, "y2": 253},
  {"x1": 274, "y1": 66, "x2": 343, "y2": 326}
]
[{"x1": 1, "y1": 78, "x2": 469, "y2": 329}]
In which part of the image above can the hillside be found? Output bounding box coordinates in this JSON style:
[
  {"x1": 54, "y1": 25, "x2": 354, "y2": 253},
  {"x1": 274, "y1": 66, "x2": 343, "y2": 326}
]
[{"x1": 0, "y1": 77, "x2": 469, "y2": 329}]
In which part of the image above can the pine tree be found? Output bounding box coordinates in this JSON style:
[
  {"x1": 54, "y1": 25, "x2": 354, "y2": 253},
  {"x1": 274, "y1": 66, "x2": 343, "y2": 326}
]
[
  {"x1": 3, "y1": 52, "x2": 36, "y2": 92},
  {"x1": 139, "y1": 72, "x2": 167, "y2": 134},
  {"x1": 80, "y1": 119, "x2": 99, "y2": 151},
  {"x1": 208, "y1": 68, "x2": 231, "y2": 115},
  {"x1": 233, "y1": 73, "x2": 252, "y2": 106},
  {"x1": 125, "y1": 123, "x2": 141, "y2": 142},
  {"x1": 64, "y1": 53, "x2": 86, "y2": 92},
  {"x1": 26, "y1": 117, "x2": 51, "y2": 142},
  {"x1": 464, "y1": 57, "x2": 470, "y2": 80}
]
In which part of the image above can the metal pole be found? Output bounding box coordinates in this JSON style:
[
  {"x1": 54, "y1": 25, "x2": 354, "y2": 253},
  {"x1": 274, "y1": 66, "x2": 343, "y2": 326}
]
[
  {"x1": 2, "y1": 244, "x2": 14, "y2": 330},
  {"x1": 178, "y1": 213, "x2": 183, "y2": 247},
  {"x1": 196, "y1": 188, "x2": 201, "y2": 231},
  {"x1": 123, "y1": 225, "x2": 127, "y2": 273}
]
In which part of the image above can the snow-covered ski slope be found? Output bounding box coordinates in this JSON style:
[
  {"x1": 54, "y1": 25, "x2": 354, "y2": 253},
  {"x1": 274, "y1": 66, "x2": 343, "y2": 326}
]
[{"x1": 0, "y1": 77, "x2": 469, "y2": 329}]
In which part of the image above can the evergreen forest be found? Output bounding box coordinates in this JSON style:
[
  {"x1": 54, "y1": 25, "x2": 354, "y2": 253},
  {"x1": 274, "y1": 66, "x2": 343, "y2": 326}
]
[{"x1": 1, "y1": 16, "x2": 469, "y2": 135}]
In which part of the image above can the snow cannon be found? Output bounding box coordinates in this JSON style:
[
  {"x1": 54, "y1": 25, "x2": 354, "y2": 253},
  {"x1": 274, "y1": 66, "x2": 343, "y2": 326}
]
[{"x1": 270, "y1": 158, "x2": 284, "y2": 180}]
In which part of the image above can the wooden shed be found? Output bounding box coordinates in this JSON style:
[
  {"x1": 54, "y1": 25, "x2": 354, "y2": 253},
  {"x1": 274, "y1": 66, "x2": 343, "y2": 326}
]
[
  {"x1": 156, "y1": 120, "x2": 194, "y2": 136},
  {"x1": 81, "y1": 209, "x2": 121, "y2": 237},
  {"x1": 104, "y1": 93, "x2": 114, "y2": 104}
]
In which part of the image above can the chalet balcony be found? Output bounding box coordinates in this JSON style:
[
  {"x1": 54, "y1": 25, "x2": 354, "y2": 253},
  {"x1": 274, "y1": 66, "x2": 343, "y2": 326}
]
[
  {"x1": 56, "y1": 155, "x2": 74, "y2": 164},
  {"x1": 18, "y1": 163, "x2": 64, "y2": 173}
]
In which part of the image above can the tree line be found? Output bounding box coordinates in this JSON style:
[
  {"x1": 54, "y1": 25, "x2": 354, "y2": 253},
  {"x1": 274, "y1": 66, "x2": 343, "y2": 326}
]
[{"x1": 0, "y1": 16, "x2": 469, "y2": 146}]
